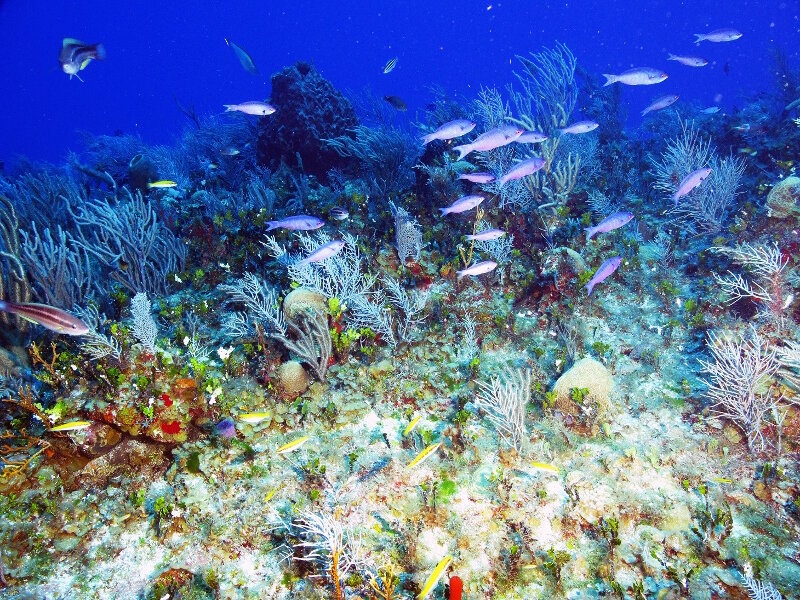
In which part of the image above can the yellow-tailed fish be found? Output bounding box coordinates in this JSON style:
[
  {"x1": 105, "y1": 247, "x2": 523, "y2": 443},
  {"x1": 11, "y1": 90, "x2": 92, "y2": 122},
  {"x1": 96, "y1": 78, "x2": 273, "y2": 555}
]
[
  {"x1": 50, "y1": 420, "x2": 91, "y2": 432},
  {"x1": 710, "y1": 477, "x2": 733, "y2": 484},
  {"x1": 404, "y1": 415, "x2": 422, "y2": 436},
  {"x1": 417, "y1": 555, "x2": 452, "y2": 599},
  {"x1": 238, "y1": 412, "x2": 270, "y2": 424},
  {"x1": 147, "y1": 180, "x2": 177, "y2": 189},
  {"x1": 276, "y1": 436, "x2": 310, "y2": 454},
  {"x1": 531, "y1": 462, "x2": 559, "y2": 473},
  {"x1": 406, "y1": 442, "x2": 441, "y2": 470},
  {"x1": 264, "y1": 488, "x2": 278, "y2": 502}
]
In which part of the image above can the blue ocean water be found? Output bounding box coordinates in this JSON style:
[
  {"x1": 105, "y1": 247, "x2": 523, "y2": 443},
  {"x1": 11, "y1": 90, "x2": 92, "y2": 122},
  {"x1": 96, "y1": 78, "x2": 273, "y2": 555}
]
[{"x1": 0, "y1": 0, "x2": 796, "y2": 164}]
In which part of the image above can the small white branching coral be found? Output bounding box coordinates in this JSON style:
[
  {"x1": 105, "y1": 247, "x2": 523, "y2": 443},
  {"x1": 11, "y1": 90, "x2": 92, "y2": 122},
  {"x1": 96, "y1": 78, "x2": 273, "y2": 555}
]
[
  {"x1": 219, "y1": 272, "x2": 286, "y2": 336},
  {"x1": 131, "y1": 292, "x2": 158, "y2": 354},
  {"x1": 699, "y1": 327, "x2": 785, "y2": 453},
  {"x1": 457, "y1": 310, "x2": 480, "y2": 365},
  {"x1": 742, "y1": 563, "x2": 783, "y2": 599},
  {"x1": 74, "y1": 304, "x2": 121, "y2": 361},
  {"x1": 712, "y1": 243, "x2": 791, "y2": 326},
  {"x1": 475, "y1": 367, "x2": 532, "y2": 451}
]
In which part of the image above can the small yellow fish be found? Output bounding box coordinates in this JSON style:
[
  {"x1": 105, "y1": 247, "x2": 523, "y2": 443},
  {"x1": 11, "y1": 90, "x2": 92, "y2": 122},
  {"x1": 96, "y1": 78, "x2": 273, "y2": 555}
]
[
  {"x1": 406, "y1": 442, "x2": 441, "y2": 470},
  {"x1": 264, "y1": 488, "x2": 278, "y2": 502},
  {"x1": 710, "y1": 477, "x2": 733, "y2": 484},
  {"x1": 276, "y1": 436, "x2": 310, "y2": 454},
  {"x1": 418, "y1": 555, "x2": 452, "y2": 599},
  {"x1": 531, "y1": 462, "x2": 559, "y2": 473},
  {"x1": 238, "y1": 412, "x2": 270, "y2": 424},
  {"x1": 50, "y1": 420, "x2": 91, "y2": 432},
  {"x1": 147, "y1": 180, "x2": 177, "y2": 189},
  {"x1": 404, "y1": 415, "x2": 422, "y2": 436}
]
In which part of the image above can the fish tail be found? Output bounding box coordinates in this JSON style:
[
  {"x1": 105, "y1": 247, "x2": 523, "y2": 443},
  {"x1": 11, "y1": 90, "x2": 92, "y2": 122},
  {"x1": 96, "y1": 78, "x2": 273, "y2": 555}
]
[
  {"x1": 602, "y1": 74, "x2": 617, "y2": 87},
  {"x1": 641, "y1": 107, "x2": 650, "y2": 117},
  {"x1": 421, "y1": 133, "x2": 436, "y2": 145},
  {"x1": 265, "y1": 221, "x2": 279, "y2": 231},
  {"x1": 0, "y1": 300, "x2": 8, "y2": 313},
  {"x1": 584, "y1": 281, "x2": 595, "y2": 295},
  {"x1": 438, "y1": 207, "x2": 449, "y2": 216},
  {"x1": 453, "y1": 144, "x2": 471, "y2": 161},
  {"x1": 223, "y1": 105, "x2": 235, "y2": 112},
  {"x1": 585, "y1": 227, "x2": 596, "y2": 241},
  {"x1": 498, "y1": 176, "x2": 507, "y2": 188},
  {"x1": 94, "y1": 43, "x2": 106, "y2": 61},
  {"x1": 667, "y1": 53, "x2": 676, "y2": 60},
  {"x1": 693, "y1": 34, "x2": 704, "y2": 44},
  {"x1": 456, "y1": 270, "x2": 467, "y2": 279}
]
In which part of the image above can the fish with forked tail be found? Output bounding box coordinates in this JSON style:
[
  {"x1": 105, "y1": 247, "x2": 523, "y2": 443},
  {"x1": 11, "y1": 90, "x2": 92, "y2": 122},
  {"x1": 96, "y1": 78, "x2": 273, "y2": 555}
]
[
  {"x1": 0, "y1": 300, "x2": 89, "y2": 335},
  {"x1": 584, "y1": 256, "x2": 623, "y2": 295}
]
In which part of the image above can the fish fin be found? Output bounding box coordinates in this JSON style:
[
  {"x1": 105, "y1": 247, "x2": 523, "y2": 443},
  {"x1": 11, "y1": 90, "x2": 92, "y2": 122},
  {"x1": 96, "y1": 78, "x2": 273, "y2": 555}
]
[
  {"x1": 601, "y1": 74, "x2": 617, "y2": 87},
  {"x1": 438, "y1": 208, "x2": 449, "y2": 216},
  {"x1": 667, "y1": 53, "x2": 676, "y2": 60},
  {"x1": 584, "y1": 281, "x2": 595, "y2": 295},
  {"x1": 584, "y1": 227, "x2": 596, "y2": 241},
  {"x1": 641, "y1": 108, "x2": 649, "y2": 117},
  {"x1": 265, "y1": 221, "x2": 279, "y2": 231},
  {"x1": 72, "y1": 72, "x2": 84, "y2": 83},
  {"x1": 80, "y1": 58, "x2": 92, "y2": 70},
  {"x1": 223, "y1": 105, "x2": 235, "y2": 112},
  {"x1": 421, "y1": 133, "x2": 435, "y2": 145},
  {"x1": 453, "y1": 144, "x2": 471, "y2": 161},
  {"x1": 693, "y1": 34, "x2": 704, "y2": 44},
  {"x1": 63, "y1": 37, "x2": 86, "y2": 47},
  {"x1": 456, "y1": 270, "x2": 466, "y2": 279},
  {"x1": 94, "y1": 43, "x2": 106, "y2": 60}
]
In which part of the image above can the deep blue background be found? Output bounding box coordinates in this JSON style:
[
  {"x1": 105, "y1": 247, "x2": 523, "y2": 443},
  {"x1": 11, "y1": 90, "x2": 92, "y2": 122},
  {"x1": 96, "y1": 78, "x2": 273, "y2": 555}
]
[{"x1": 0, "y1": 0, "x2": 797, "y2": 166}]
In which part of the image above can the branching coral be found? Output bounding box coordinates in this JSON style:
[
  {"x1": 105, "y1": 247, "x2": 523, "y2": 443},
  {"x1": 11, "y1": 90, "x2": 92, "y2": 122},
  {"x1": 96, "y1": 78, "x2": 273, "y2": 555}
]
[
  {"x1": 219, "y1": 273, "x2": 287, "y2": 336},
  {"x1": 74, "y1": 304, "x2": 122, "y2": 361},
  {"x1": 131, "y1": 292, "x2": 159, "y2": 355},
  {"x1": 0, "y1": 194, "x2": 32, "y2": 331},
  {"x1": 270, "y1": 309, "x2": 332, "y2": 381},
  {"x1": 475, "y1": 367, "x2": 532, "y2": 452}
]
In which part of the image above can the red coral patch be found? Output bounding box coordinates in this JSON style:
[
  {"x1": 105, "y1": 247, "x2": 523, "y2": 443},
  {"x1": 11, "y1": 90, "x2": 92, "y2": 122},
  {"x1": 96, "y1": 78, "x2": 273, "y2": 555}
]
[{"x1": 160, "y1": 420, "x2": 181, "y2": 435}]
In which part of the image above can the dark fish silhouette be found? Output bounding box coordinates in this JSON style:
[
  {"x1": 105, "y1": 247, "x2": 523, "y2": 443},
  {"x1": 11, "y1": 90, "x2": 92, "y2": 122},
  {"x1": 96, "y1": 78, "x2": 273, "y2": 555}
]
[{"x1": 383, "y1": 95, "x2": 408, "y2": 111}]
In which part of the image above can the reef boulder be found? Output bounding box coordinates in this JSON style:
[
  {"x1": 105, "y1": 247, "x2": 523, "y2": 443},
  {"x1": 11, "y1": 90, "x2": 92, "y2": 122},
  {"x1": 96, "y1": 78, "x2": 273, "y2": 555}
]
[
  {"x1": 283, "y1": 287, "x2": 328, "y2": 321},
  {"x1": 766, "y1": 176, "x2": 800, "y2": 219},
  {"x1": 278, "y1": 360, "x2": 310, "y2": 398},
  {"x1": 551, "y1": 357, "x2": 614, "y2": 418},
  {"x1": 257, "y1": 61, "x2": 358, "y2": 178}
]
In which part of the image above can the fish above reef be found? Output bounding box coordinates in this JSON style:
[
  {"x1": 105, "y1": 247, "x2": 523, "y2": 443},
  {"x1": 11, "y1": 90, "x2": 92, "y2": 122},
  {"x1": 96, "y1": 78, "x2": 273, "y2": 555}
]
[
  {"x1": 458, "y1": 172, "x2": 495, "y2": 184},
  {"x1": 276, "y1": 436, "x2": 310, "y2": 454},
  {"x1": 421, "y1": 119, "x2": 476, "y2": 145},
  {"x1": 602, "y1": 67, "x2": 668, "y2": 86},
  {"x1": 220, "y1": 147, "x2": 240, "y2": 156},
  {"x1": 439, "y1": 195, "x2": 484, "y2": 215},
  {"x1": 559, "y1": 120, "x2": 599, "y2": 135},
  {"x1": 452, "y1": 125, "x2": 524, "y2": 160},
  {"x1": 383, "y1": 95, "x2": 407, "y2": 111},
  {"x1": 641, "y1": 94, "x2": 679, "y2": 116},
  {"x1": 585, "y1": 211, "x2": 634, "y2": 240},
  {"x1": 497, "y1": 157, "x2": 546, "y2": 187},
  {"x1": 406, "y1": 442, "x2": 441, "y2": 469},
  {"x1": 383, "y1": 57, "x2": 398, "y2": 74},
  {"x1": 516, "y1": 130, "x2": 548, "y2": 144},
  {"x1": 223, "y1": 101, "x2": 276, "y2": 116},
  {"x1": 701, "y1": 106, "x2": 720, "y2": 114},
  {"x1": 0, "y1": 300, "x2": 89, "y2": 335},
  {"x1": 265, "y1": 215, "x2": 325, "y2": 231},
  {"x1": 418, "y1": 555, "x2": 452, "y2": 599},
  {"x1": 584, "y1": 256, "x2": 623, "y2": 295},
  {"x1": 238, "y1": 412, "x2": 270, "y2": 424},
  {"x1": 404, "y1": 415, "x2": 423, "y2": 435},
  {"x1": 225, "y1": 38, "x2": 258, "y2": 74},
  {"x1": 673, "y1": 167, "x2": 712, "y2": 206},
  {"x1": 667, "y1": 54, "x2": 708, "y2": 67},
  {"x1": 214, "y1": 417, "x2": 236, "y2": 438},
  {"x1": 147, "y1": 180, "x2": 177, "y2": 189},
  {"x1": 329, "y1": 207, "x2": 349, "y2": 221},
  {"x1": 466, "y1": 228, "x2": 505, "y2": 241},
  {"x1": 530, "y1": 462, "x2": 560, "y2": 473},
  {"x1": 297, "y1": 240, "x2": 346, "y2": 265},
  {"x1": 50, "y1": 421, "x2": 91, "y2": 432},
  {"x1": 457, "y1": 260, "x2": 498, "y2": 279},
  {"x1": 694, "y1": 28, "x2": 742, "y2": 43},
  {"x1": 59, "y1": 38, "x2": 106, "y2": 81}
]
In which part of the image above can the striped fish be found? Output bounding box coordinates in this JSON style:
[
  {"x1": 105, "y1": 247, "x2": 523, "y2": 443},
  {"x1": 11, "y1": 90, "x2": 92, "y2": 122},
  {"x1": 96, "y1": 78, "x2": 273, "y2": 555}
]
[
  {"x1": 383, "y1": 57, "x2": 398, "y2": 74},
  {"x1": 0, "y1": 300, "x2": 89, "y2": 335}
]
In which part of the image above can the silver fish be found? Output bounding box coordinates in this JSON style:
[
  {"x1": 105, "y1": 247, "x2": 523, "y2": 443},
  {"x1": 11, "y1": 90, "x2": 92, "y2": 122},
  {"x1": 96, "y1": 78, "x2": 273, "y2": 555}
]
[
  {"x1": 516, "y1": 131, "x2": 548, "y2": 144},
  {"x1": 330, "y1": 208, "x2": 349, "y2": 221},
  {"x1": 439, "y1": 195, "x2": 484, "y2": 216},
  {"x1": 498, "y1": 157, "x2": 546, "y2": 187},
  {"x1": 694, "y1": 29, "x2": 742, "y2": 44},
  {"x1": 585, "y1": 256, "x2": 623, "y2": 295},
  {"x1": 603, "y1": 67, "x2": 668, "y2": 86},
  {"x1": 453, "y1": 126, "x2": 524, "y2": 160},
  {"x1": 266, "y1": 215, "x2": 325, "y2": 231},
  {"x1": 297, "y1": 240, "x2": 345, "y2": 265},
  {"x1": 466, "y1": 229, "x2": 506, "y2": 241},
  {"x1": 667, "y1": 54, "x2": 708, "y2": 67},
  {"x1": 559, "y1": 121, "x2": 599, "y2": 135},
  {"x1": 701, "y1": 106, "x2": 720, "y2": 114},
  {"x1": 59, "y1": 38, "x2": 106, "y2": 81},
  {"x1": 585, "y1": 212, "x2": 634, "y2": 241},
  {"x1": 225, "y1": 38, "x2": 258, "y2": 75},
  {"x1": 383, "y1": 57, "x2": 398, "y2": 74},
  {"x1": 457, "y1": 260, "x2": 497, "y2": 279},
  {"x1": 0, "y1": 300, "x2": 89, "y2": 335},
  {"x1": 458, "y1": 172, "x2": 496, "y2": 184},
  {"x1": 421, "y1": 120, "x2": 476, "y2": 145},
  {"x1": 224, "y1": 102, "x2": 276, "y2": 116},
  {"x1": 641, "y1": 95, "x2": 679, "y2": 116},
  {"x1": 673, "y1": 167, "x2": 712, "y2": 206}
]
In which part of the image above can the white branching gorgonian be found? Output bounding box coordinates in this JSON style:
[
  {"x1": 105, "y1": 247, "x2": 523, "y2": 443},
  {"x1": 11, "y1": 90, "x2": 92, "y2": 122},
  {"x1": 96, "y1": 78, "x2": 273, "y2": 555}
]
[
  {"x1": 475, "y1": 367, "x2": 532, "y2": 451},
  {"x1": 219, "y1": 272, "x2": 286, "y2": 336},
  {"x1": 131, "y1": 292, "x2": 158, "y2": 354}
]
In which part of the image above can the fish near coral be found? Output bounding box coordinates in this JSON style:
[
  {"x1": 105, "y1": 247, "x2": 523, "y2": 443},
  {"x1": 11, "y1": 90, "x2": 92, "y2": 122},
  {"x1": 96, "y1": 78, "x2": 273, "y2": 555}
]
[
  {"x1": 224, "y1": 101, "x2": 276, "y2": 116},
  {"x1": 602, "y1": 67, "x2": 668, "y2": 86},
  {"x1": 585, "y1": 211, "x2": 634, "y2": 241},
  {"x1": 465, "y1": 228, "x2": 505, "y2": 242},
  {"x1": 0, "y1": 300, "x2": 89, "y2": 335},
  {"x1": 458, "y1": 172, "x2": 495, "y2": 184},
  {"x1": 641, "y1": 95, "x2": 679, "y2": 116},
  {"x1": 497, "y1": 157, "x2": 546, "y2": 187},
  {"x1": 673, "y1": 167, "x2": 712, "y2": 206},
  {"x1": 456, "y1": 260, "x2": 497, "y2": 279},
  {"x1": 383, "y1": 95, "x2": 407, "y2": 111},
  {"x1": 421, "y1": 119, "x2": 476, "y2": 145},
  {"x1": 265, "y1": 215, "x2": 325, "y2": 231},
  {"x1": 584, "y1": 256, "x2": 623, "y2": 295},
  {"x1": 559, "y1": 121, "x2": 599, "y2": 135},
  {"x1": 296, "y1": 240, "x2": 345, "y2": 265},
  {"x1": 439, "y1": 195, "x2": 484, "y2": 216},
  {"x1": 452, "y1": 125, "x2": 524, "y2": 160}
]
